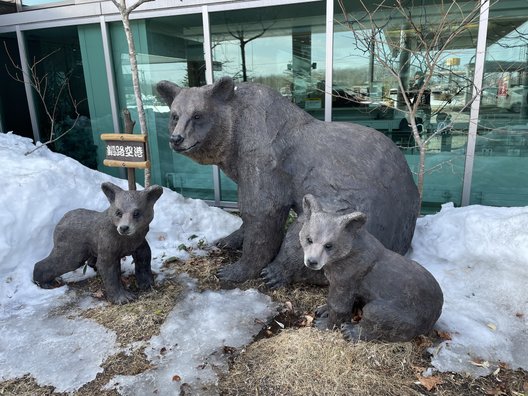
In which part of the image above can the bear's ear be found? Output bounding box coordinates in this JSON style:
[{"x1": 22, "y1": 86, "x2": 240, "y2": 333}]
[
  {"x1": 302, "y1": 194, "x2": 321, "y2": 219},
  {"x1": 156, "y1": 80, "x2": 182, "y2": 106},
  {"x1": 211, "y1": 76, "x2": 235, "y2": 102},
  {"x1": 101, "y1": 182, "x2": 123, "y2": 204},
  {"x1": 339, "y1": 211, "x2": 367, "y2": 233},
  {"x1": 144, "y1": 184, "x2": 163, "y2": 204}
]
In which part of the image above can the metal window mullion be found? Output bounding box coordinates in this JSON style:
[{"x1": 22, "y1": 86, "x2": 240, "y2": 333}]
[
  {"x1": 202, "y1": 5, "x2": 221, "y2": 205},
  {"x1": 461, "y1": 0, "x2": 490, "y2": 206},
  {"x1": 16, "y1": 25, "x2": 40, "y2": 143},
  {"x1": 99, "y1": 16, "x2": 121, "y2": 135},
  {"x1": 324, "y1": 0, "x2": 334, "y2": 122}
]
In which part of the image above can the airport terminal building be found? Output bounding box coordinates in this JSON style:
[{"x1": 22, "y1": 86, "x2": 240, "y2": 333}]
[{"x1": 0, "y1": 0, "x2": 526, "y2": 212}]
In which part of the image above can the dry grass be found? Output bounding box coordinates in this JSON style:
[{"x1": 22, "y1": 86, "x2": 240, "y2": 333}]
[
  {"x1": 1, "y1": 249, "x2": 527, "y2": 396},
  {"x1": 219, "y1": 327, "x2": 421, "y2": 396}
]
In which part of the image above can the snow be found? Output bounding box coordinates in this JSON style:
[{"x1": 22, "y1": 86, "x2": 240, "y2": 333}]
[
  {"x1": 0, "y1": 132, "x2": 527, "y2": 393},
  {"x1": 408, "y1": 203, "x2": 528, "y2": 376}
]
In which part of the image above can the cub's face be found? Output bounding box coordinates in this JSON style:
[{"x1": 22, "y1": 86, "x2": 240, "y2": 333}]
[
  {"x1": 299, "y1": 212, "x2": 349, "y2": 271},
  {"x1": 102, "y1": 183, "x2": 163, "y2": 237},
  {"x1": 299, "y1": 194, "x2": 367, "y2": 271}
]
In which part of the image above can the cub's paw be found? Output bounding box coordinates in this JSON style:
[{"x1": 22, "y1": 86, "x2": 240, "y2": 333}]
[
  {"x1": 312, "y1": 305, "x2": 331, "y2": 330},
  {"x1": 341, "y1": 323, "x2": 362, "y2": 342},
  {"x1": 217, "y1": 260, "x2": 259, "y2": 285},
  {"x1": 34, "y1": 278, "x2": 64, "y2": 289},
  {"x1": 136, "y1": 273, "x2": 155, "y2": 291},
  {"x1": 107, "y1": 288, "x2": 137, "y2": 305},
  {"x1": 315, "y1": 304, "x2": 329, "y2": 318}
]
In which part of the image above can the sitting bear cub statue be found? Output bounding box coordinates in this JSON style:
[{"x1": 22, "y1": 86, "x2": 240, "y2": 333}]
[
  {"x1": 33, "y1": 182, "x2": 163, "y2": 304},
  {"x1": 299, "y1": 194, "x2": 443, "y2": 342}
]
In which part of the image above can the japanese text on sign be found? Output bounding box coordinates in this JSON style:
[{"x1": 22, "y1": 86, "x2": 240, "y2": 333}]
[{"x1": 106, "y1": 144, "x2": 144, "y2": 159}]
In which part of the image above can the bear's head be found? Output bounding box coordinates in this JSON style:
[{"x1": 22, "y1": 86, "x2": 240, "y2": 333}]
[
  {"x1": 102, "y1": 182, "x2": 163, "y2": 236},
  {"x1": 299, "y1": 194, "x2": 366, "y2": 271},
  {"x1": 156, "y1": 77, "x2": 235, "y2": 164}
]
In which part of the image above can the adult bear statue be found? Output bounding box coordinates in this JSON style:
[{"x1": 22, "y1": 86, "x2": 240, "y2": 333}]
[{"x1": 156, "y1": 77, "x2": 420, "y2": 287}]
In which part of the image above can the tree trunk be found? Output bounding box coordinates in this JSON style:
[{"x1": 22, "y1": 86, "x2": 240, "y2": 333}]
[{"x1": 120, "y1": 13, "x2": 151, "y2": 187}]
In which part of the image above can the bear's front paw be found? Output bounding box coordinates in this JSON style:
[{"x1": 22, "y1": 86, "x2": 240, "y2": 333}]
[
  {"x1": 215, "y1": 231, "x2": 243, "y2": 251},
  {"x1": 260, "y1": 265, "x2": 291, "y2": 290},
  {"x1": 314, "y1": 316, "x2": 330, "y2": 330},
  {"x1": 217, "y1": 260, "x2": 259, "y2": 284},
  {"x1": 341, "y1": 323, "x2": 362, "y2": 342},
  {"x1": 313, "y1": 305, "x2": 330, "y2": 330},
  {"x1": 106, "y1": 288, "x2": 137, "y2": 305},
  {"x1": 136, "y1": 273, "x2": 154, "y2": 291}
]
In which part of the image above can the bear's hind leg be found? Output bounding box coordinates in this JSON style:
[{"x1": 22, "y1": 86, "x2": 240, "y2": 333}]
[
  {"x1": 33, "y1": 250, "x2": 87, "y2": 288},
  {"x1": 341, "y1": 301, "x2": 421, "y2": 342}
]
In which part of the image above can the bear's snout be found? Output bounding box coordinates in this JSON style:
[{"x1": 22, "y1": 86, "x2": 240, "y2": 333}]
[
  {"x1": 170, "y1": 134, "x2": 184, "y2": 147},
  {"x1": 305, "y1": 258, "x2": 320, "y2": 270},
  {"x1": 118, "y1": 225, "x2": 131, "y2": 235}
]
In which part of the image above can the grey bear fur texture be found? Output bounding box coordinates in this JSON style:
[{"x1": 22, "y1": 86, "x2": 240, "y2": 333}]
[
  {"x1": 33, "y1": 182, "x2": 163, "y2": 304},
  {"x1": 299, "y1": 194, "x2": 443, "y2": 342},
  {"x1": 156, "y1": 77, "x2": 420, "y2": 287}
]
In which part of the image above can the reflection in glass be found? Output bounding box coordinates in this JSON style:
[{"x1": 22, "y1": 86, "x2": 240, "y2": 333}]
[
  {"x1": 23, "y1": 26, "x2": 98, "y2": 170},
  {"x1": 110, "y1": 16, "x2": 216, "y2": 199},
  {"x1": 334, "y1": 1, "x2": 479, "y2": 212},
  {"x1": 0, "y1": 33, "x2": 32, "y2": 138},
  {"x1": 471, "y1": 3, "x2": 528, "y2": 206},
  {"x1": 209, "y1": 2, "x2": 326, "y2": 201}
]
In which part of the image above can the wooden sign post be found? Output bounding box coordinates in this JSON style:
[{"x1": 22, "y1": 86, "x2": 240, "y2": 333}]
[{"x1": 101, "y1": 133, "x2": 150, "y2": 190}]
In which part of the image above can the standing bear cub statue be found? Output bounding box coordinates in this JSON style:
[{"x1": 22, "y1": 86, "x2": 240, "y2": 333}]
[
  {"x1": 33, "y1": 182, "x2": 163, "y2": 304},
  {"x1": 156, "y1": 76, "x2": 420, "y2": 287},
  {"x1": 299, "y1": 194, "x2": 443, "y2": 342}
]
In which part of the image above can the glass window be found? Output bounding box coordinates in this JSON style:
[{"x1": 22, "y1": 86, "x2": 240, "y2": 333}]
[
  {"x1": 109, "y1": 15, "x2": 214, "y2": 199},
  {"x1": 21, "y1": 0, "x2": 69, "y2": 7},
  {"x1": 23, "y1": 26, "x2": 99, "y2": 170},
  {"x1": 209, "y1": 1, "x2": 326, "y2": 201},
  {"x1": 470, "y1": 1, "x2": 528, "y2": 206},
  {"x1": 335, "y1": 1, "x2": 479, "y2": 212},
  {"x1": 0, "y1": 33, "x2": 32, "y2": 138}
]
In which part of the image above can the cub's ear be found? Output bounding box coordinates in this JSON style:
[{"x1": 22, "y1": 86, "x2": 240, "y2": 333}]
[
  {"x1": 101, "y1": 182, "x2": 123, "y2": 204},
  {"x1": 302, "y1": 194, "x2": 321, "y2": 219},
  {"x1": 339, "y1": 211, "x2": 367, "y2": 233},
  {"x1": 211, "y1": 76, "x2": 235, "y2": 102},
  {"x1": 156, "y1": 80, "x2": 182, "y2": 106},
  {"x1": 144, "y1": 184, "x2": 163, "y2": 204}
]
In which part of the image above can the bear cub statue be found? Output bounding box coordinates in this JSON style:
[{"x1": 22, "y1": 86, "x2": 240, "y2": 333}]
[
  {"x1": 33, "y1": 182, "x2": 163, "y2": 304},
  {"x1": 299, "y1": 194, "x2": 443, "y2": 342}
]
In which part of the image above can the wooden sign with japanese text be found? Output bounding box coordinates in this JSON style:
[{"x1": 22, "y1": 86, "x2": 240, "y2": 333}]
[{"x1": 101, "y1": 133, "x2": 150, "y2": 169}]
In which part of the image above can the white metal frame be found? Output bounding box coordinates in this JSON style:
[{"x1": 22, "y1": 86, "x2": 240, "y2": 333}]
[{"x1": 461, "y1": 0, "x2": 490, "y2": 206}]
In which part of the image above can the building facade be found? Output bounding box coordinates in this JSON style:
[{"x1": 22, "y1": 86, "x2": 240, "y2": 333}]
[{"x1": 0, "y1": 0, "x2": 527, "y2": 212}]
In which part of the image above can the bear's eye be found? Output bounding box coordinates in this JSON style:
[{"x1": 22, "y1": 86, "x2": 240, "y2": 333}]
[
  {"x1": 115, "y1": 210, "x2": 123, "y2": 218},
  {"x1": 306, "y1": 237, "x2": 313, "y2": 244},
  {"x1": 133, "y1": 209, "x2": 141, "y2": 219},
  {"x1": 172, "y1": 114, "x2": 179, "y2": 122},
  {"x1": 324, "y1": 243, "x2": 333, "y2": 250},
  {"x1": 193, "y1": 113, "x2": 201, "y2": 120}
]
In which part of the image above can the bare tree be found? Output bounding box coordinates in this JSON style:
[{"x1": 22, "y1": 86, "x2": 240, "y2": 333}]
[
  {"x1": 109, "y1": 0, "x2": 167, "y2": 187},
  {"x1": 337, "y1": 0, "x2": 486, "y2": 205},
  {"x1": 226, "y1": 21, "x2": 274, "y2": 82},
  {"x1": 4, "y1": 43, "x2": 83, "y2": 156}
]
